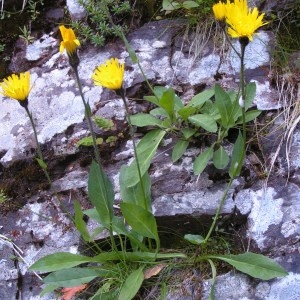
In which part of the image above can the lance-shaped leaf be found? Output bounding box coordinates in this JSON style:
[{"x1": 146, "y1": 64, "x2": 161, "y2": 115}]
[
  {"x1": 206, "y1": 252, "x2": 288, "y2": 280},
  {"x1": 229, "y1": 131, "x2": 244, "y2": 178},
  {"x1": 188, "y1": 114, "x2": 218, "y2": 132},
  {"x1": 193, "y1": 146, "x2": 214, "y2": 175},
  {"x1": 124, "y1": 129, "x2": 166, "y2": 187},
  {"x1": 88, "y1": 161, "x2": 114, "y2": 227},
  {"x1": 172, "y1": 140, "x2": 189, "y2": 162},
  {"x1": 43, "y1": 268, "x2": 103, "y2": 287},
  {"x1": 120, "y1": 165, "x2": 152, "y2": 211},
  {"x1": 30, "y1": 253, "x2": 96, "y2": 272},
  {"x1": 130, "y1": 113, "x2": 162, "y2": 127},
  {"x1": 118, "y1": 267, "x2": 144, "y2": 300},
  {"x1": 215, "y1": 84, "x2": 234, "y2": 128},
  {"x1": 121, "y1": 202, "x2": 159, "y2": 241},
  {"x1": 213, "y1": 146, "x2": 229, "y2": 169}
]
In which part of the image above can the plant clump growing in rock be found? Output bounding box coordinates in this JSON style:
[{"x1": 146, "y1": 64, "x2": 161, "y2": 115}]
[{"x1": 0, "y1": 0, "x2": 290, "y2": 299}]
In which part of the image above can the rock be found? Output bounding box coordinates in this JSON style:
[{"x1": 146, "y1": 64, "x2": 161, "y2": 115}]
[
  {"x1": 202, "y1": 270, "x2": 300, "y2": 300},
  {"x1": 0, "y1": 5, "x2": 299, "y2": 300},
  {"x1": 66, "y1": 0, "x2": 87, "y2": 20}
]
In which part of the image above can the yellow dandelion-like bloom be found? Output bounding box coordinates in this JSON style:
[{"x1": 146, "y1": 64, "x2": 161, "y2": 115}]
[
  {"x1": 0, "y1": 71, "x2": 31, "y2": 102},
  {"x1": 59, "y1": 25, "x2": 80, "y2": 55},
  {"x1": 92, "y1": 58, "x2": 125, "y2": 91},
  {"x1": 212, "y1": 1, "x2": 228, "y2": 21},
  {"x1": 225, "y1": 0, "x2": 267, "y2": 41}
]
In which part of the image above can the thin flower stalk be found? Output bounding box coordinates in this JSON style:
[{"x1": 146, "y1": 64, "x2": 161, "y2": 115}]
[
  {"x1": 59, "y1": 26, "x2": 118, "y2": 252},
  {"x1": 92, "y1": 58, "x2": 148, "y2": 211},
  {"x1": 206, "y1": 0, "x2": 267, "y2": 242},
  {"x1": 0, "y1": 72, "x2": 72, "y2": 221}
]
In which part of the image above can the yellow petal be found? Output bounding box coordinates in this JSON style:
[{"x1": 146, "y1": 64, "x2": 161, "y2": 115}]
[
  {"x1": 92, "y1": 58, "x2": 125, "y2": 91},
  {"x1": 0, "y1": 71, "x2": 31, "y2": 101}
]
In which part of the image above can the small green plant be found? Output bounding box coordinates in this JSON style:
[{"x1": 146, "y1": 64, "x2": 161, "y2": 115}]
[
  {"x1": 0, "y1": 1, "x2": 288, "y2": 299},
  {"x1": 27, "y1": 0, "x2": 44, "y2": 21},
  {"x1": 69, "y1": 0, "x2": 131, "y2": 47},
  {"x1": 0, "y1": 189, "x2": 10, "y2": 204},
  {"x1": 161, "y1": 0, "x2": 215, "y2": 25},
  {"x1": 18, "y1": 25, "x2": 35, "y2": 45},
  {"x1": 128, "y1": 82, "x2": 259, "y2": 180},
  {"x1": 0, "y1": 43, "x2": 5, "y2": 52}
]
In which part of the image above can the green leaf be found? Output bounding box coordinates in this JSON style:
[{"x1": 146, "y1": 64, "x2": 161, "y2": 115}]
[
  {"x1": 215, "y1": 84, "x2": 234, "y2": 128},
  {"x1": 245, "y1": 82, "x2": 256, "y2": 110},
  {"x1": 40, "y1": 284, "x2": 58, "y2": 297},
  {"x1": 118, "y1": 267, "x2": 144, "y2": 300},
  {"x1": 229, "y1": 131, "x2": 244, "y2": 178},
  {"x1": 124, "y1": 129, "x2": 166, "y2": 187},
  {"x1": 188, "y1": 114, "x2": 218, "y2": 132},
  {"x1": 130, "y1": 113, "x2": 162, "y2": 127},
  {"x1": 120, "y1": 165, "x2": 152, "y2": 211},
  {"x1": 111, "y1": 216, "x2": 149, "y2": 252},
  {"x1": 120, "y1": 202, "x2": 159, "y2": 241},
  {"x1": 182, "y1": 1, "x2": 199, "y2": 9},
  {"x1": 43, "y1": 268, "x2": 102, "y2": 287},
  {"x1": 184, "y1": 234, "x2": 204, "y2": 245},
  {"x1": 187, "y1": 88, "x2": 214, "y2": 108},
  {"x1": 94, "y1": 251, "x2": 186, "y2": 262},
  {"x1": 151, "y1": 86, "x2": 184, "y2": 111},
  {"x1": 30, "y1": 253, "x2": 95, "y2": 272},
  {"x1": 201, "y1": 100, "x2": 221, "y2": 120},
  {"x1": 193, "y1": 147, "x2": 213, "y2": 175},
  {"x1": 178, "y1": 106, "x2": 196, "y2": 121},
  {"x1": 36, "y1": 158, "x2": 47, "y2": 170},
  {"x1": 94, "y1": 116, "x2": 114, "y2": 130},
  {"x1": 207, "y1": 252, "x2": 288, "y2": 280},
  {"x1": 207, "y1": 259, "x2": 217, "y2": 300},
  {"x1": 83, "y1": 207, "x2": 102, "y2": 224},
  {"x1": 172, "y1": 140, "x2": 189, "y2": 162},
  {"x1": 144, "y1": 95, "x2": 159, "y2": 106},
  {"x1": 74, "y1": 200, "x2": 90, "y2": 242},
  {"x1": 159, "y1": 88, "x2": 175, "y2": 119},
  {"x1": 119, "y1": 30, "x2": 138, "y2": 64},
  {"x1": 182, "y1": 128, "x2": 197, "y2": 139},
  {"x1": 162, "y1": 0, "x2": 180, "y2": 11},
  {"x1": 88, "y1": 161, "x2": 114, "y2": 227},
  {"x1": 150, "y1": 107, "x2": 169, "y2": 118},
  {"x1": 77, "y1": 136, "x2": 103, "y2": 147},
  {"x1": 213, "y1": 146, "x2": 229, "y2": 169},
  {"x1": 236, "y1": 110, "x2": 261, "y2": 124}
]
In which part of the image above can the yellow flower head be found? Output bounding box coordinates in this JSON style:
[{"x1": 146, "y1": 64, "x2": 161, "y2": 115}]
[
  {"x1": 92, "y1": 58, "x2": 125, "y2": 91},
  {"x1": 225, "y1": 0, "x2": 267, "y2": 41},
  {"x1": 212, "y1": 1, "x2": 228, "y2": 21},
  {"x1": 0, "y1": 71, "x2": 31, "y2": 102},
  {"x1": 59, "y1": 25, "x2": 80, "y2": 55}
]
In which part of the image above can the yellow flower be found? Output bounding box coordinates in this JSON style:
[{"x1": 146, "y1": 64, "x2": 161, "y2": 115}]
[
  {"x1": 0, "y1": 71, "x2": 31, "y2": 102},
  {"x1": 212, "y1": 1, "x2": 228, "y2": 21},
  {"x1": 59, "y1": 25, "x2": 80, "y2": 55},
  {"x1": 92, "y1": 58, "x2": 125, "y2": 91},
  {"x1": 225, "y1": 0, "x2": 267, "y2": 41}
]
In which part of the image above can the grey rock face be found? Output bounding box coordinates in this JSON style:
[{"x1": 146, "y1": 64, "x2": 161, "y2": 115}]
[{"x1": 0, "y1": 5, "x2": 299, "y2": 300}]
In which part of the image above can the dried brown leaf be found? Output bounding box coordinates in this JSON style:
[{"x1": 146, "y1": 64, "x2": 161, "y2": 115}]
[
  {"x1": 144, "y1": 263, "x2": 166, "y2": 279},
  {"x1": 61, "y1": 284, "x2": 87, "y2": 300}
]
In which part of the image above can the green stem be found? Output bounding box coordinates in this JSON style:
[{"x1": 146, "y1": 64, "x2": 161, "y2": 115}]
[
  {"x1": 73, "y1": 66, "x2": 118, "y2": 252},
  {"x1": 119, "y1": 91, "x2": 148, "y2": 211},
  {"x1": 220, "y1": 25, "x2": 241, "y2": 59},
  {"x1": 24, "y1": 105, "x2": 74, "y2": 222},
  {"x1": 240, "y1": 41, "x2": 247, "y2": 148},
  {"x1": 203, "y1": 178, "x2": 233, "y2": 243},
  {"x1": 73, "y1": 67, "x2": 102, "y2": 166}
]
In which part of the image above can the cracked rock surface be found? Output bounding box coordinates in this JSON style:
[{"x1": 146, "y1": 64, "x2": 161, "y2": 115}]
[{"x1": 0, "y1": 4, "x2": 300, "y2": 299}]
